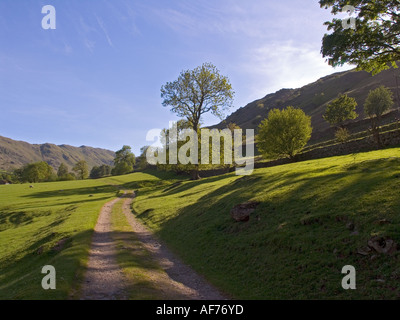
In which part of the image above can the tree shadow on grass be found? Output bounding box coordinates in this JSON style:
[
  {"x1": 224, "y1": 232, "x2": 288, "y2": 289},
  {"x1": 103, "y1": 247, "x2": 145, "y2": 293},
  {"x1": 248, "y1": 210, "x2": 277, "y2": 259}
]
[
  {"x1": 145, "y1": 173, "x2": 237, "y2": 200},
  {"x1": 0, "y1": 225, "x2": 83, "y2": 300},
  {"x1": 27, "y1": 196, "x2": 113, "y2": 209},
  {"x1": 111, "y1": 229, "x2": 197, "y2": 300},
  {"x1": 21, "y1": 185, "x2": 117, "y2": 199},
  {"x1": 140, "y1": 157, "x2": 400, "y2": 299}
]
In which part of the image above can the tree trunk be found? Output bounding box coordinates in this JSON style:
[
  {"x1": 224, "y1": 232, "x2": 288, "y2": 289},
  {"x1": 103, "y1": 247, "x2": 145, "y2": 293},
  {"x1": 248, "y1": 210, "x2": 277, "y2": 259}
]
[
  {"x1": 190, "y1": 167, "x2": 201, "y2": 180},
  {"x1": 370, "y1": 117, "x2": 382, "y2": 148},
  {"x1": 372, "y1": 127, "x2": 382, "y2": 148},
  {"x1": 189, "y1": 121, "x2": 201, "y2": 180}
]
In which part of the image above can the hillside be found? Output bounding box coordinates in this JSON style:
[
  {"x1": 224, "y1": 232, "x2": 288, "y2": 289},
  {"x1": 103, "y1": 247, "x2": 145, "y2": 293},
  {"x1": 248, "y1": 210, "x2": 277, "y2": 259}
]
[
  {"x1": 133, "y1": 148, "x2": 400, "y2": 299},
  {"x1": 0, "y1": 135, "x2": 115, "y2": 171},
  {"x1": 214, "y1": 67, "x2": 400, "y2": 141}
]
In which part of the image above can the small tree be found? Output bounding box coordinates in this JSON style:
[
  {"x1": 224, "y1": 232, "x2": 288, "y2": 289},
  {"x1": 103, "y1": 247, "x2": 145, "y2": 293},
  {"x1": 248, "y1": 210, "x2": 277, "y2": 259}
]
[
  {"x1": 72, "y1": 160, "x2": 89, "y2": 180},
  {"x1": 112, "y1": 145, "x2": 135, "y2": 176},
  {"x1": 364, "y1": 86, "x2": 394, "y2": 147},
  {"x1": 323, "y1": 94, "x2": 358, "y2": 128},
  {"x1": 257, "y1": 106, "x2": 312, "y2": 160},
  {"x1": 57, "y1": 163, "x2": 75, "y2": 181},
  {"x1": 57, "y1": 163, "x2": 69, "y2": 178},
  {"x1": 161, "y1": 62, "x2": 235, "y2": 180},
  {"x1": 335, "y1": 127, "x2": 351, "y2": 143},
  {"x1": 89, "y1": 165, "x2": 111, "y2": 179},
  {"x1": 90, "y1": 166, "x2": 101, "y2": 179},
  {"x1": 99, "y1": 164, "x2": 111, "y2": 176},
  {"x1": 137, "y1": 146, "x2": 151, "y2": 170}
]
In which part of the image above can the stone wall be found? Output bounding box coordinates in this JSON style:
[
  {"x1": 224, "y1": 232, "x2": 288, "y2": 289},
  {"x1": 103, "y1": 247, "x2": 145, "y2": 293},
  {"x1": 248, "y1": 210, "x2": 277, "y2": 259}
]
[
  {"x1": 255, "y1": 129, "x2": 400, "y2": 169},
  {"x1": 145, "y1": 128, "x2": 400, "y2": 177}
]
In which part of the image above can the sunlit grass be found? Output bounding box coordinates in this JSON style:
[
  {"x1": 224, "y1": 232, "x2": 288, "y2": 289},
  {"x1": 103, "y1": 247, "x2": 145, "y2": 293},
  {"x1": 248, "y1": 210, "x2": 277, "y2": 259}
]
[
  {"x1": 0, "y1": 171, "x2": 168, "y2": 299},
  {"x1": 133, "y1": 147, "x2": 400, "y2": 299}
]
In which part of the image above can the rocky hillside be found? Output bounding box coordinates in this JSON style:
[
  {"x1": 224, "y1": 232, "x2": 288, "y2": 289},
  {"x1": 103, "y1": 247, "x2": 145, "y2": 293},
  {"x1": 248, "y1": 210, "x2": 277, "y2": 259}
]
[
  {"x1": 214, "y1": 67, "x2": 400, "y2": 140},
  {"x1": 0, "y1": 135, "x2": 115, "y2": 172}
]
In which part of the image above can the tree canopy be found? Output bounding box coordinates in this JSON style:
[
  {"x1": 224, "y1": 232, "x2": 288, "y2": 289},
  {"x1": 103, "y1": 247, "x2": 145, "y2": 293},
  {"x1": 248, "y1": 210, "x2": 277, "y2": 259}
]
[
  {"x1": 112, "y1": 145, "x2": 135, "y2": 176},
  {"x1": 90, "y1": 165, "x2": 111, "y2": 179},
  {"x1": 161, "y1": 63, "x2": 234, "y2": 179},
  {"x1": 161, "y1": 62, "x2": 234, "y2": 132},
  {"x1": 257, "y1": 107, "x2": 312, "y2": 160},
  {"x1": 320, "y1": 0, "x2": 400, "y2": 74},
  {"x1": 72, "y1": 160, "x2": 89, "y2": 180},
  {"x1": 364, "y1": 85, "x2": 394, "y2": 146},
  {"x1": 16, "y1": 161, "x2": 54, "y2": 183},
  {"x1": 364, "y1": 85, "x2": 394, "y2": 119},
  {"x1": 323, "y1": 94, "x2": 358, "y2": 127},
  {"x1": 57, "y1": 163, "x2": 69, "y2": 178}
]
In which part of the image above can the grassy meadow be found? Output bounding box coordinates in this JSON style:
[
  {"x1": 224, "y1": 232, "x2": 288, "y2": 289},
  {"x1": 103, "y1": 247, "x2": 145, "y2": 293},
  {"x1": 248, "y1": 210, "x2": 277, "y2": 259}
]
[
  {"x1": 0, "y1": 147, "x2": 399, "y2": 299},
  {"x1": 132, "y1": 147, "x2": 400, "y2": 299},
  {"x1": 0, "y1": 172, "x2": 171, "y2": 299}
]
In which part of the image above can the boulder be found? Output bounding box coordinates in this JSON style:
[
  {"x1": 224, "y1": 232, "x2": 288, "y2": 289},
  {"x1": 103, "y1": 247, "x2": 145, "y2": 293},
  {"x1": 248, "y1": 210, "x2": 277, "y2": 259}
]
[
  {"x1": 230, "y1": 201, "x2": 260, "y2": 222},
  {"x1": 52, "y1": 238, "x2": 69, "y2": 252},
  {"x1": 36, "y1": 246, "x2": 44, "y2": 255},
  {"x1": 367, "y1": 236, "x2": 397, "y2": 254}
]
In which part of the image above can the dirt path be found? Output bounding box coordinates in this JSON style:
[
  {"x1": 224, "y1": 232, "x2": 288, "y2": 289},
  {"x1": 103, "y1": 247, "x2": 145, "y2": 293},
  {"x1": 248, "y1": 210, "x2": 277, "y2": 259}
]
[
  {"x1": 80, "y1": 198, "x2": 128, "y2": 300},
  {"x1": 81, "y1": 194, "x2": 226, "y2": 300},
  {"x1": 121, "y1": 194, "x2": 226, "y2": 300}
]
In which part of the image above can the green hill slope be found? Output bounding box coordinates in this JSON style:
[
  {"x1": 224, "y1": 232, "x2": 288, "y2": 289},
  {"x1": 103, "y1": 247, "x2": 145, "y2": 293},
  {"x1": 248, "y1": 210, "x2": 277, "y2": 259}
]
[
  {"x1": 214, "y1": 67, "x2": 400, "y2": 140},
  {"x1": 0, "y1": 135, "x2": 115, "y2": 171},
  {"x1": 133, "y1": 148, "x2": 400, "y2": 299}
]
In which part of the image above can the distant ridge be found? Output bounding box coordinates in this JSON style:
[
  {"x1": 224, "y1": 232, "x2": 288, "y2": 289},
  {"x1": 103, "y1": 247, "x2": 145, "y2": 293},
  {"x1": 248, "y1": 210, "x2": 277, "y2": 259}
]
[{"x1": 0, "y1": 135, "x2": 115, "y2": 171}]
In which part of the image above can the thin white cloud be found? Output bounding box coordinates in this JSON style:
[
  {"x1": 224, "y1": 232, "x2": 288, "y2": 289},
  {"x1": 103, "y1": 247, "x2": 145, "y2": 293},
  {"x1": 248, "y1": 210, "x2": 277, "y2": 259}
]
[
  {"x1": 79, "y1": 16, "x2": 97, "y2": 34},
  {"x1": 147, "y1": 1, "x2": 312, "y2": 40},
  {"x1": 95, "y1": 14, "x2": 114, "y2": 47},
  {"x1": 151, "y1": 8, "x2": 198, "y2": 34},
  {"x1": 240, "y1": 41, "x2": 353, "y2": 101},
  {"x1": 83, "y1": 38, "x2": 95, "y2": 52}
]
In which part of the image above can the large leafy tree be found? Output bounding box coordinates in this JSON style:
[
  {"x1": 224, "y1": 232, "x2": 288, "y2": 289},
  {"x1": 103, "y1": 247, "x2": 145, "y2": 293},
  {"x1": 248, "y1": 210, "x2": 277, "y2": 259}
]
[
  {"x1": 257, "y1": 107, "x2": 312, "y2": 160},
  {"x1": 323, "y1": 94, "x2": 358, "y2": 128},
  {"x1": 320, "y1": 0, "x2": 400, "y2": 74},
  {"x1": 19, "y1": 161, "x2": 54, "y2": 183},
  {"x1": 161, "y1": 63, "x2": 234, "y2": 132},
  {"x1": 364, "y1": 85, "x2": 394, "y2": 146},
  {"x1": 161, "y1": 63, "x2": 234, "y2": 179}
]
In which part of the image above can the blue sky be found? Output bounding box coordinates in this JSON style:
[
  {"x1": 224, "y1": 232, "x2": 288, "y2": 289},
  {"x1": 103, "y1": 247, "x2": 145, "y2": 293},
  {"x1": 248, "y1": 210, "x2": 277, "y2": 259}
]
[{"x1": 0, "y1": 0, "x2": 352, "y2": 154}]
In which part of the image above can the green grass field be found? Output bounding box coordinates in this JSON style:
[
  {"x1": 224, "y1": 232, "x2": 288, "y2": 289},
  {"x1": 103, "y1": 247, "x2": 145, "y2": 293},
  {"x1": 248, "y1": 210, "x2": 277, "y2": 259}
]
[
  {"x1": 0, "y1": 171, "x2": 173, "y2": 299},
  {"x1": 132, "y1": 147, "x2": 400, "y2": 299},
  {"x1": 1, "y1": 148, "x2": 399, "y2": 299}
]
